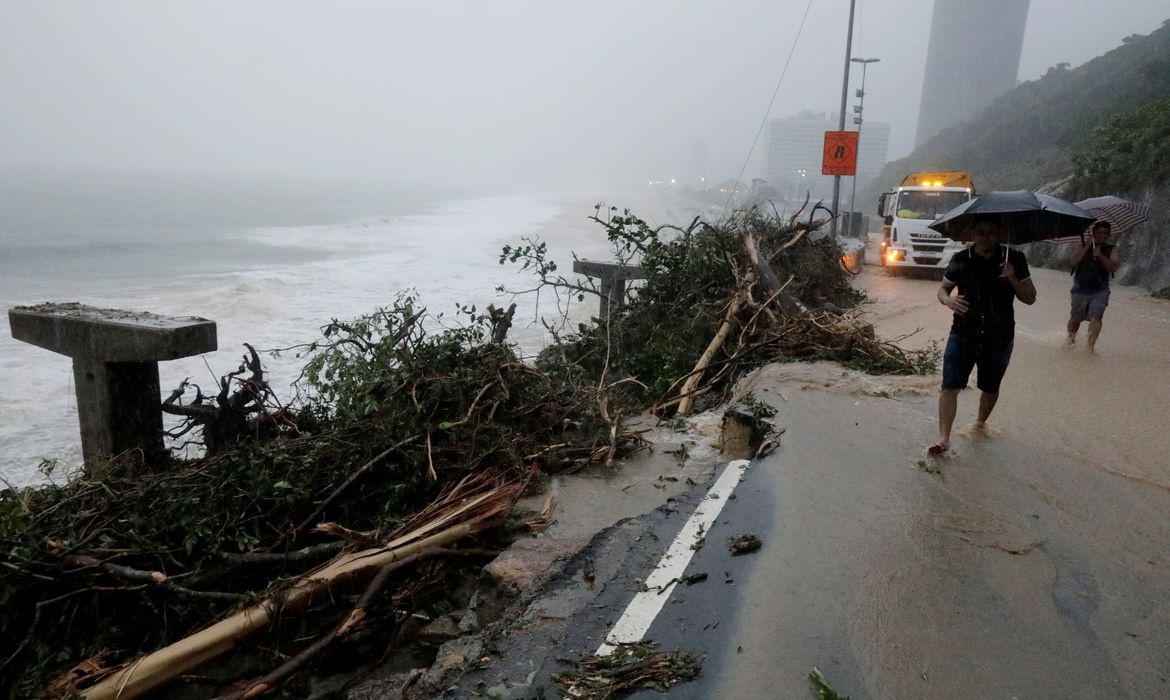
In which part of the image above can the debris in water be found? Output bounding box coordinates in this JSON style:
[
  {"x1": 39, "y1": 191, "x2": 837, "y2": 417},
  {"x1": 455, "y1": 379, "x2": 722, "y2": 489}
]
[{"x1": 525, "y1": 493, "x2": 558, "y2": 532}]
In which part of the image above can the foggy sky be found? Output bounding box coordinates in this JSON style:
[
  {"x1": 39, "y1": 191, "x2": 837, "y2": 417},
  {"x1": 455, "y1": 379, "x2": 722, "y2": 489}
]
[{"x1": 1, "y1": 1, "x2": 1166, "y2": 191}]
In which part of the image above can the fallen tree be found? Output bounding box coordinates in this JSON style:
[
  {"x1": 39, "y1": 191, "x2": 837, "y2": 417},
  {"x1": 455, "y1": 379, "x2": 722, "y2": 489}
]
[
  {"x1": 161, "y1": 342, "x2": 292, "y2": 456},
  {"x1": 0, "y1": 293, "x2": 644, "y2": 698},
  {"x1": 1, "y1": 203, "x2": 936, "y2": 698},
  {"x1": 81, "y1": 474, "x2": 518, "y2": 700},
  {"x1": 503, "y1": 203, "x2": 937, "y2": 418}
]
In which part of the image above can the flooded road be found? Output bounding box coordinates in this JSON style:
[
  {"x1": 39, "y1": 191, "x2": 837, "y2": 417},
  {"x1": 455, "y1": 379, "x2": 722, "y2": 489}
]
[
  {"x1": 439, "y1": 253, "x2": 1170, "y2": 700},
  {"x1": 632, "y1": 259, "x2": 1170, "y2": 698},
  {"x1": 860, "y1": 259, "x2": 1170, "y2": 490}
]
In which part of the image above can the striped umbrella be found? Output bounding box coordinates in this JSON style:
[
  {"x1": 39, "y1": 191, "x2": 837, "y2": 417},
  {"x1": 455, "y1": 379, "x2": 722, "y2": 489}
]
[{"x1": 1047, "y1": 196, "x2": 1151, "y2": 243}]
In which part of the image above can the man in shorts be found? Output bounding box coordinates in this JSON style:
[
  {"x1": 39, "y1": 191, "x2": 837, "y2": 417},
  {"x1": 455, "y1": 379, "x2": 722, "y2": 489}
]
[
  {"x1": 1067, "y1": 220, "x2": 1120, "y2": 352},
  {"x1": 930, "y1": 215, "x2": 1037, "y2": 455}
]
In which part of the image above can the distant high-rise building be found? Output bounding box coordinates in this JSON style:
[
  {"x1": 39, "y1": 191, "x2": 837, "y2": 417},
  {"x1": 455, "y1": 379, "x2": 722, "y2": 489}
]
[
  {"x1": 915, "y1": 0, "x2": 1031, "y2": 147},
  {"x1": 764, "y1": 111, "x2": 889, "y2": 202}
]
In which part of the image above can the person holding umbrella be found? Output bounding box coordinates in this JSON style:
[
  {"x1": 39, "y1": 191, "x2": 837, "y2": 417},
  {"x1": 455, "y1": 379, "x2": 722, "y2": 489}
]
[
  {"x1": 927, "y1": 190, "x2": 1092, "y2": 455},
  {"x1": 1066, "y1": 220, "x2": 1121, "y2": 352},
  {"x1": 929, "y1": 214, "x2": 1037, "y2": 456}
]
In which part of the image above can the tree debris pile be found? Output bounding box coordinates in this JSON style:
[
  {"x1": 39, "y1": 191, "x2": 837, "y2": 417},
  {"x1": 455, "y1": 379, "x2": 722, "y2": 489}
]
[
  {"x1": 506, "y1": 204, "x2": 937, "y2": 416},
  {"x1": 1, "y1": 204, "x2": 936, "y2": 697},
  {"x1": 0, "y1": 295, "x2": 643, "y2": 698},
  {"x1": 159, "y1": 342, "x2": 291, "y2": 456},
  {"x1": 553, "y1": 641, "x2": 701, "y2": 698}
]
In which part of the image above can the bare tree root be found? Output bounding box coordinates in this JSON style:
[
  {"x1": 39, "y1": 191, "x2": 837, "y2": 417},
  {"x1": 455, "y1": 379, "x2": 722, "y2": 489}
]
[{"x1": 162, "y1": 343, "x2": 293, "y2": 455}]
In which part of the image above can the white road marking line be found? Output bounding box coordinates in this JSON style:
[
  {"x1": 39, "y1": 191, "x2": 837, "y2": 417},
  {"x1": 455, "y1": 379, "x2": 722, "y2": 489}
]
[{"x1": 596, "y1": 459, "x2": 751, "y2": 655}]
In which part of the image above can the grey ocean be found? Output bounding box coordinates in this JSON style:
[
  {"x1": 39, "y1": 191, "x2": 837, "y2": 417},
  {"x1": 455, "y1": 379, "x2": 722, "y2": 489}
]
[{"x1": 0, "y1": 170, "x2": 566, "y2": 486}]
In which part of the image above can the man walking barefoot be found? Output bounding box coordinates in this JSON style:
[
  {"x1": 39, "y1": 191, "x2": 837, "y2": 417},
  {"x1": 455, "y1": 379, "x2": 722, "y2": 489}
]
[
  {"x1": 1067, "y1": 220, "x2": 1120, "y2": 352},
  {"x1": 930, "y1": 215, "x2": 1037, "y2": 455}
]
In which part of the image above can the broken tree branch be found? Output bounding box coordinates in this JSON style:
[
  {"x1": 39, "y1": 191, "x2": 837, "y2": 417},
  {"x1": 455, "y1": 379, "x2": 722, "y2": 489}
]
[
  {"x1": 676, "y1": 291, "x2": 745, "y2": 416},
  {"x1": 82, "y1": 480, "x2": 519, "y2": 700},
  {"x1": 221, "y1": 547, "x2": 489, "y2": 700}
]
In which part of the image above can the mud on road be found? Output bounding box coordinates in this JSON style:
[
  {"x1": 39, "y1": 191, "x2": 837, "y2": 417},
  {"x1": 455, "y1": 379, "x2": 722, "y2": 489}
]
[{"x1": 350, "y1": 255, "x2": 1170, "y2": 699}]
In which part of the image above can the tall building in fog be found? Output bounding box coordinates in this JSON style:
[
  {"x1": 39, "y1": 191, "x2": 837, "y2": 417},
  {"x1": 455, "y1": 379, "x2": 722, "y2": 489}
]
[
  {"x1": 915, "y1": 0, "x2": 1030, "y2": 147},
  {"x1": 764, "y1": 111, "x2": 889, "y2": 202}
]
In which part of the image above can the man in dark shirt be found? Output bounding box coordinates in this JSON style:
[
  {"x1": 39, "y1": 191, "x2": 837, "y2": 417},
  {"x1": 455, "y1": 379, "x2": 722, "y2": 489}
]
[
  {"x1": 1066, "y1": 220, "x2": 1120, "y2": 352},
  {"x1": 929, "y1": 215, "x2": 1037, "y2": 455}
]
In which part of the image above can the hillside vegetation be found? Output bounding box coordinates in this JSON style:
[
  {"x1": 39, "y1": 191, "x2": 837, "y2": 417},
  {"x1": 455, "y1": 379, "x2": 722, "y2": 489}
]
[
  {"x1": 865, "y1": 18, "x2": 1170, "y2": 293},
  {"x1": 867, "y1": 18, "x2": 1170, "y2": 198}
]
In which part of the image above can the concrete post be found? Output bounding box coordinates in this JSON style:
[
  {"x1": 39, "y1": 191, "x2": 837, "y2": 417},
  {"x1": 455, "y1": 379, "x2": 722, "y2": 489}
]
[
  {"x1": 8, "y1": 303, "x2": 217, "y2": 470},
  {"x1": 571, "y1": 260, "x2": 646, "y2": 320}
]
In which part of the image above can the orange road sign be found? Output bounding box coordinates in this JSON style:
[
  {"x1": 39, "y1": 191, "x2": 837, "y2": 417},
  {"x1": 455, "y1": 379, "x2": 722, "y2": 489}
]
[{"x1": 822, "y1": 131, "x2": 859, "y2": 176}]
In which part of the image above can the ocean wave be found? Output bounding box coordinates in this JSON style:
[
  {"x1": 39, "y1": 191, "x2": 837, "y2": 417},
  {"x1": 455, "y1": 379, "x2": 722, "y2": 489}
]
[{"x1": 0, "y1": 192, "x2": 588, "y2": 487}]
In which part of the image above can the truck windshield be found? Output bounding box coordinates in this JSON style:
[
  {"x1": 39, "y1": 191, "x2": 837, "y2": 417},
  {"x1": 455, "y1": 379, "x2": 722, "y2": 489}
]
[{"x1": 895, "y1": 191, "x2": 970, "y2": 219}]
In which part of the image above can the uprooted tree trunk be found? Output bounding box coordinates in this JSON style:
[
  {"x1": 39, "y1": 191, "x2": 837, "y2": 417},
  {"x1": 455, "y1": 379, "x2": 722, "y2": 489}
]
[
  {"x1": 77, "y1": 477, "x2": 520, "y2": 700},
  {"x1": 161, "y1": 343, "x2": 291, "y2": 455},
  {"x1": 675, "y1": 289, "x2": 747, "y2": 416}
]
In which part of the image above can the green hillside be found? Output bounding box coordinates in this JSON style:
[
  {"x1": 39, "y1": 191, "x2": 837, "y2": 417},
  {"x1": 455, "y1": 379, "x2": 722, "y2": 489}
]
[{"x1": 867, "y1": 18, "x2": 1170, "y2": 199}]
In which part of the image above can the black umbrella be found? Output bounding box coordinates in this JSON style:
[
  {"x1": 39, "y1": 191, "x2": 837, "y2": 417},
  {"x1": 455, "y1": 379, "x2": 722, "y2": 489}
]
[{"x1": 927, "y1": 190, "x2": 1096, "y2": 244}]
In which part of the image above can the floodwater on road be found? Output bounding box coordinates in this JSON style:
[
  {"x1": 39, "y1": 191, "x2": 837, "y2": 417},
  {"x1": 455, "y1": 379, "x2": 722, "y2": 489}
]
[
  {"x1": 859, "y1": 260, "x2": 1170, "y2": 491},
  {"x1": 692, "y1": 259, "x2": 1170, "y2": 698},
  {"x1": 437, "y1": 249, "x2": 1170, "y2": 700}
]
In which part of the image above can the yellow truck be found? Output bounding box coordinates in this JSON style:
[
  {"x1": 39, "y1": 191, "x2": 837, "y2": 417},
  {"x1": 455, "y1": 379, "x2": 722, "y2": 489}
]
[{"x1": 877, "y1": 171, "x2": 975, "y2": 275}]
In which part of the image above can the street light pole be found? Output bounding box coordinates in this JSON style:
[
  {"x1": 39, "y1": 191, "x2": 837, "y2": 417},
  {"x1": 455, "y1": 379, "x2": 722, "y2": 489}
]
[
  {"x1": 846, "y1": 57, "x2": 880, "y2": 238},
  {"x1": 830, "y1": 0, "x2": 857, "y2": 238}
]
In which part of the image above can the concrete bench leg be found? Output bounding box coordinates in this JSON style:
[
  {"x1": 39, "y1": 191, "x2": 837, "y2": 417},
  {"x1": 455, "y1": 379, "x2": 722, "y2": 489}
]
[
  {"x1": 74, "y1": 359, "x2": 167, "y2": 467},
  {"x1": 598, "y1": 278, "x2": 628, "y2": 320}
]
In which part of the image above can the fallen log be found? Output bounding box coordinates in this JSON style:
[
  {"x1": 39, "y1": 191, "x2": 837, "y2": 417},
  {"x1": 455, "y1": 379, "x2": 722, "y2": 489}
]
[
  {"x1": 676, "y1": 291, "x2": 745, "y2": 416},
  {"x1": 220, "y1": 546, "x2": 495, "y2": 700},
  {"x1": 81, "y1": 478, "x2": 520, "y2": 700}
]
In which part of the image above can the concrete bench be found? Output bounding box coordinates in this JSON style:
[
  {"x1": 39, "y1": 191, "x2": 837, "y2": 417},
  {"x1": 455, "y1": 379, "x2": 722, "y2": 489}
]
[
  {"x1": 572, "y1": 260, "x2": 646, "y2": 319},
  {"x1": 9, "y1": 302, "x2": 217, "y2": 470}
]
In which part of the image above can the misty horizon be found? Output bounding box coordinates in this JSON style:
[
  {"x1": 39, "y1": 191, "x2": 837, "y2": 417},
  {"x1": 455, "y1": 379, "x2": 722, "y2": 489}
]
[{"x1": 2, "y1": 1, "x2": 1166, "y2": 193}]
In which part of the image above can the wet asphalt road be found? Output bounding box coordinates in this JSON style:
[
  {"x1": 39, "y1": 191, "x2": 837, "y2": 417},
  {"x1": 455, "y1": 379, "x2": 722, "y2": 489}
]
[{"x1": 444, "y1": 263, "x2": 1170, "y2": 699}]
